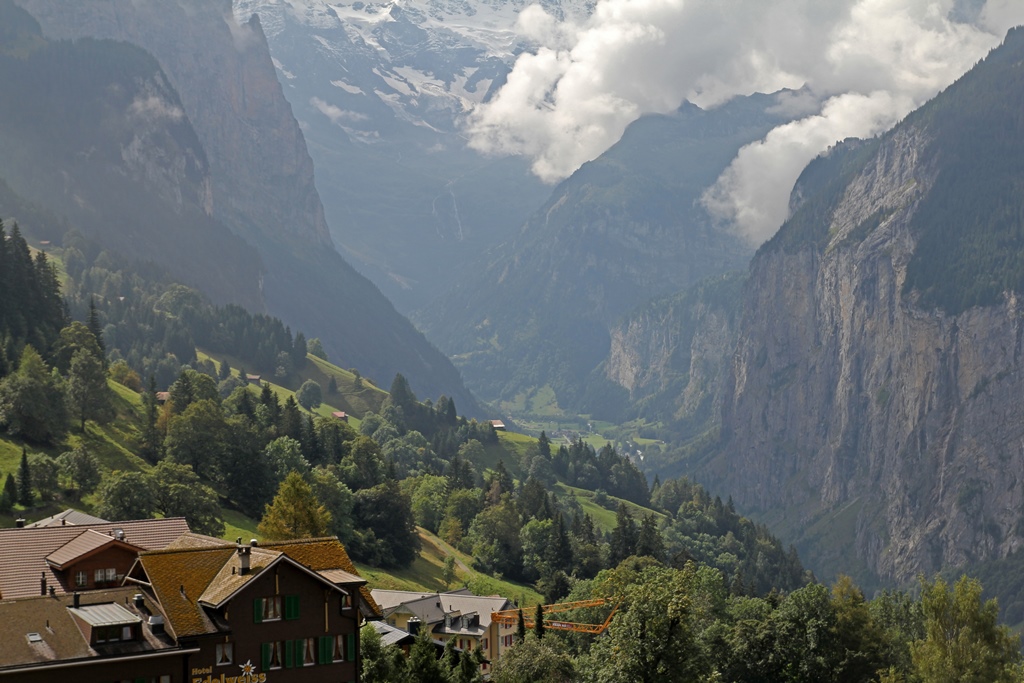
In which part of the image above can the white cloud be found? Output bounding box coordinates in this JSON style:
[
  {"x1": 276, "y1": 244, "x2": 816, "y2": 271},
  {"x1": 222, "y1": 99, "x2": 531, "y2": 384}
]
[
  {"x1": 468, "y1": 0, "x2": 1024, "y2": 242},
  {"x1": 129, "y1": 94, "x2": 184, "y2": 121},
  {"x1": 311, "y1": 97, "x2": 369, "y2": 123}
]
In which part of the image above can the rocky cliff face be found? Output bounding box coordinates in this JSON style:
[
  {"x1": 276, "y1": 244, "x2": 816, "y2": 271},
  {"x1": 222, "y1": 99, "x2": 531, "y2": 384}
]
[
  {"x1": 712, "y1": 95, "x2": 1024, "y2": 585},
  {"x1": 15, "y1": 0, "x2": 332, "y2": 252},
  {"x1": 604, "y1": 273, "x2": 743, "y2": 432}
]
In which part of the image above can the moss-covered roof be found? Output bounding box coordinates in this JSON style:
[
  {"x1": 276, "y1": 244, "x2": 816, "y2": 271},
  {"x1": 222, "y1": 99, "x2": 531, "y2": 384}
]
[{"x1": 135, "y1": 537, "x2": 378, "y2": 637}]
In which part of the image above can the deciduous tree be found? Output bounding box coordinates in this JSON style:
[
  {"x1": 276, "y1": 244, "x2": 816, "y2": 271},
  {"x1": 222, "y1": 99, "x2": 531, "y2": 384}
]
[
  {"x1": 911, "y1": 575, "x2": 1022, "y2": 683},
  {"x1": 295, "y1": 379, "x2": 323, "y2": 411}
]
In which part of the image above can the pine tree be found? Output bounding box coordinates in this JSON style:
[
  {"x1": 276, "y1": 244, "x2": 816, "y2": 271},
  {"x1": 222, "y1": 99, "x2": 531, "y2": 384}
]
[
  {"x1": 257, "y1": 471, "x2": 332, "y2": 541},
  {"x1": 609, "y1": 503, "x2": 639, "y2": 566},
  {"x1": 17, "y1": 448, "x2": 32, "y2": 506},
  {"x1": 515, "y1": 608, "x2": 527, "y2": 644},
  {"x1": 534, "y1": 603, "x2": 545, "y2": 640},
  {"x1": 408, "y1": 628, "x2": 446, "y2": 683},
  {"x1": 635, "y1": 514, "x2": 665, "y2": 561},
  {"x1": 87, "y1": 297, "x2": 106, "y2": 361},
  {"x1": 139, "y1": 375, "x2": 162, "y2": 463},
  {"x1": 67, "y1": 347, "x2": 112, "y2": 431},
  {"x1": 218, "y1": 358, "x2": 231, "y2": 381},
  {"x1": 537, "y1": 431, "x2": 551, "y2": 459},
  {"x1": 327, "y1": 374, "x2": 338, "y2": 394},
  {"x1": 279, "y1": 395, "x2": 303, "y2": 441}
]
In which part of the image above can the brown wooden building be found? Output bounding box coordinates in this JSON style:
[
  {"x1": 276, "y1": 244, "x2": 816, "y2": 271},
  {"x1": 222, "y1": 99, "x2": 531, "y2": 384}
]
[
  {"x1": 0, "y1": 517, "x2": 191, "y2": 600},
  {"x1": 0, "y1": 532, "x2": 379, "y2": 683}
]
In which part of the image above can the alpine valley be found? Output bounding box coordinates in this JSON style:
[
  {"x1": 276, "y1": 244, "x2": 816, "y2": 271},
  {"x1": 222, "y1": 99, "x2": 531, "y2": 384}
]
[{"x1": 4, "y1": 0, "x2": 1024, "y2": 657}]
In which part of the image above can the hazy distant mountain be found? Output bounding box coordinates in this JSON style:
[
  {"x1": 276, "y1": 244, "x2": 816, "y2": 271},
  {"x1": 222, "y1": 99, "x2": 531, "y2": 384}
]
[
  {"x1": 0, "y1": 2, "x2": 264, "y2": 309},
  {"x1": 234, "y1": 0, "x2": 587, "y2": 312},
  {"x1": 421, "y1": 92, "x2": 801, "y2": 414},
  {"x1": 11, "y1": 0, "x2": 480, "y2": 411}
]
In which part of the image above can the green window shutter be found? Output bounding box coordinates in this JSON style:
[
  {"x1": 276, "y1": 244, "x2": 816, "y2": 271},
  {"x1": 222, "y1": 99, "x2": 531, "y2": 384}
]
[
  {"x1": 253, "y1": 598, "x2": 264, "y2": 624},
  {"x1": 347, "y1": 633, "x2": 355, "y2": 661},
  {"x1": 285, "y1": 594, "x2": 300, "y2": 620},
  {"x1": 319, "y1": 636, "x2": 331, "y2": 664},
  {"x1": 285, "y1": 639, "x2": 295, "y2": 668},
  {"x1": 261, "y1": 642, "x2": 271, "y2": 670}
]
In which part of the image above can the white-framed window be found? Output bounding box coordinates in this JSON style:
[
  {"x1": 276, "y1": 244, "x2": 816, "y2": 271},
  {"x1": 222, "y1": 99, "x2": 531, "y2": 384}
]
[
  {"x1": 304, "y1": 637, "x2": 317, "y2": 666},
  {"x1": 264, "y1": 596, "x2": 282, "y2": 621},
  {"x1": 333, "y1": 634, "x2": 345, "y2": 662},
  {"x1": 94, "y1": 568, "x2": 104, "y2": 583},
  {"x1": 106, "y1": 567, "x2": 117, "y2": 582},
  {"x1": 216, "y1": 642, "x2": 233, "y2": 665},
  {"x1": 75, "y1": 571, "x2": 87, "y2": 587},
  {"x1": 269, "y1": 641, "x2": 284, "y2": 669}
]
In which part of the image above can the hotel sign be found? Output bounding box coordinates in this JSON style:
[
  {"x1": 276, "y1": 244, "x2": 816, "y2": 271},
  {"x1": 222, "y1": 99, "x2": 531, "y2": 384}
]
[{"x1": 192, "y1": 660, "x2": 267, "y2": 683}]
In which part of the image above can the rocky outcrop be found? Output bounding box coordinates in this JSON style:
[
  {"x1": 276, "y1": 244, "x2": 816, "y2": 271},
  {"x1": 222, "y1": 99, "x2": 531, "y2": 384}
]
[{"x1": 714, "y1": 123, "x2": 1024, "y2": 585}]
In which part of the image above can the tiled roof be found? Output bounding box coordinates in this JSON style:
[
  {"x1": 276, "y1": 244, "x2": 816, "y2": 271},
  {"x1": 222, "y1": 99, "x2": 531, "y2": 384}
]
[
  {"x1": 372, "y1": 620, "x2": 416, "y2": 647},
  {"x1": 264, "y1": 538, "x2": 381, "y2": 618},
  {"x1": 0, "y1": 518, "x2": 190, "y2": 600},
  {"x1": 196, "y1": 547, "x2": 279, "y2": 607},
  {"x1": 68, "y1": 601, "x2": 141, "y2": 627},
  {"x1": 46, "y1": 529, "x2": 131, "y2": 568},
  {"x1": 135, "y1": 538, "x2": 376, "y2": 638},
  {"x1": 135, "y1": 546, "x2": 236, "y2": 639},
  {"x1": 371, "y1": 589, "x2": 512, "y2": 629},
  {"x1": 0, "y1": 587, "x2": 174, "y2": 669},
  {"x1": 24, "y1": 508, "x2": 109, "y2": 528}
]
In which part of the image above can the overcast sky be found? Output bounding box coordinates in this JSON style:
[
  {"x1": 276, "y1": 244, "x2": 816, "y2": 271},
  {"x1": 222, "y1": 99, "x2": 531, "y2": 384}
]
[{"x1": 467, "y1": 0, "x2": 1024, "y2": 243}]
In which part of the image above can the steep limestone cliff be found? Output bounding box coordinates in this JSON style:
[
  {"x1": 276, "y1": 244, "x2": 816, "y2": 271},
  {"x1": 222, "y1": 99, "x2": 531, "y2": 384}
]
[
  {"x1": 603, "y1": 273, "x2": 743, "y2": 434},
  {"x1": 710, "y1": 29, "x2": 1024, "y2": 586}
]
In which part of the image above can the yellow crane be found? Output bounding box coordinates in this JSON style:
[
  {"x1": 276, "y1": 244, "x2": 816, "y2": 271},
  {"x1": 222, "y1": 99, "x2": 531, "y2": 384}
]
[{"x1": 491, "y1": 597, "x2": 621, "y2": 635}]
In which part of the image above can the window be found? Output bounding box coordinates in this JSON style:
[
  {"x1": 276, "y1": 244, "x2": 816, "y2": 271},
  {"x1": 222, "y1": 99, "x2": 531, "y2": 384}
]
[
  {"x1": 216, "y1": 642, "x2": 233, "y2": 666},
  {"x1": 482, "y1": 638, "x2": 488, "y2": 650},
  {"x1": 106, "y1": 567, "x2": 117, "y2": 582},
  {"x1": 340, "y1": 592, "x2": 352, "y2": 610},
  {"x1": 264, "y1": 641, "x2": 283, "y2": 669},
  {"x1": 94, "y1": 568, "x2": 104, "y2": 583},
  {"x1": 75, "y1": 571, "x2": 87, "y2": 587},
  {"x1": 333, "y1": 634, "x2": 345, "y2": 662},
  {"x1": 95, "y1": 625, "x2": 126, "y2": 643},
  {"x1": 254, "y1": 596, "x2": 282, "y2": 623},
  {"x1": 304, "y1": 637, "x2": 316, "y2": 666}
]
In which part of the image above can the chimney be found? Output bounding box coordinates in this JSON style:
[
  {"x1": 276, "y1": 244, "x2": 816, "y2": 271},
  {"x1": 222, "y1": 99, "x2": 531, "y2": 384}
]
[
  {"x1": 134, "y1": 594, "x2": 145, "y2": 609},
  {"x1": 238, "y1": 545, "x2": 251, "y2": 575},
  {"x1": 73, "y1": 592, "x2": 80, "y2": 609},
  {"x1": 40, "y1": 572, "x2": 47, "y2": 596},
  {"x1": 408, "y1": 618, "x2": 421, "y2": 635},
  {"x1": 49, "y1": 586, "x2": 55, "y2": 597},
  {"x1": 15, "y1": 518, "x2": 25, "y2": 528},
  {"x1": 250, "y1": 539, "x2": 258, "y2": 547}
]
